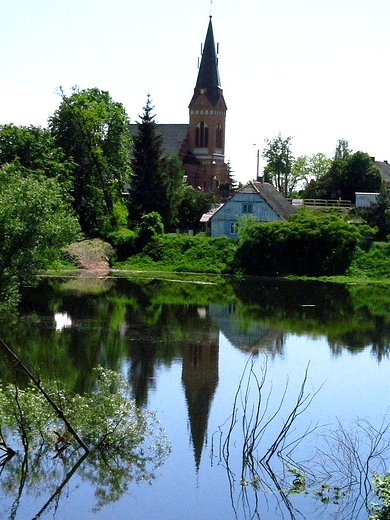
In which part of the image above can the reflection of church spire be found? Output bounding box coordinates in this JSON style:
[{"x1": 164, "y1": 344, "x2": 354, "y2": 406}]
[{"x1": 181, "y1": 326, "x2": 219, "y2": 471}]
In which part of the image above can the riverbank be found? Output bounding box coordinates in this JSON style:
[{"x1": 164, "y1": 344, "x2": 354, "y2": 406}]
[{"x1": 59, "y1": 237, "x2": 390, "y2": 286}]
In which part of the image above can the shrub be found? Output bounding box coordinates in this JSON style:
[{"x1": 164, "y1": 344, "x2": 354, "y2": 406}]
[
  {"x1": 347, "y1": 242, "x2": 390, "y2": 279},
  {"x1": 234, "y1": 212, "x2": 363, "y2": 277},
  {"x1": 108, "y1": 227, "x2": 138, "y2": 261},
  {"x1": 114, "y1": 232, "x2": 237, "y2": 274}
]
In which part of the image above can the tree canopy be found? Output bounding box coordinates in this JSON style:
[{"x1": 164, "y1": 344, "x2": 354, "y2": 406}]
[
  {"x1": 262, "y1": 133, "x2": 294, "y2": 196},
  {"x1": 129, "y1": 95, "x2": 185, "y2": 230},
  {"x1": 0, "y1": 164, "x2": 80, "y2": 309},
  {"x1": 0, "y1": 123, "x2": 74, "y2": 189},
  {"x1": 291, "y1": 153, "x2": 332, "y2": 193},
  {"x1": 360, "y1": 190, "x2": 390, "y2": 241},
  {"x1": 302, "y1": 140, "x2": 383, "y2": 202},
  {"x1": 49, "y1": 87, "x2": 132, "y2": 235}
]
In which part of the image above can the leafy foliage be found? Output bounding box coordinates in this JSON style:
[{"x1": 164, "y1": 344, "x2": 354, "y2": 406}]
[
  {"x1": 303, "y1": 140, "x2": 383, "y2": 202},
  {"x1": 262, "y1": 133, "x2": 294, "y2": 196},
  {"x1": 0, "y1": 123, "x2": 75, "y2": 189},
  {"x1": 49, "y1": 87, "x2": 132, "y2": 235},
  {"x1": 360, "y1": 190, "x2": 390, "y2": 241},
  {"x1": 347, "y1": 242, "x2": 390, "y2": 279},
  {"x1": 370, "y1": 472, "x2": 390, "y2": 520},
  {"x1": 178, "y1": 185, "x2": 215, "y2": 232},
  {"x1": 0, "y1": 164, "x2": 80, "y2": 308},
  {"x1": 234, "y1": 212, "x2": 365, "y2": 276},
  {"x1": 291, "y1": 153, "x2": 332, "y2": 193},
  {"x1": 115, "y1": 232, "x2": 236, "y2": 274}
]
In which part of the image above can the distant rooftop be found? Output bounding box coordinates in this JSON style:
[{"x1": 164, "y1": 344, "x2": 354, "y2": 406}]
[
  {"x1": 129, "y1": 124, "x2": 188, "y2": 157},
  {"x1": 374, "y1": 159, "x2": 390, "y2": 185}
]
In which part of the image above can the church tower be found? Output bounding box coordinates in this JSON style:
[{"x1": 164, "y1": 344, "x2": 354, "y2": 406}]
[{"x1": 183, "y1": 17, "x2": 230, "y2": 196}]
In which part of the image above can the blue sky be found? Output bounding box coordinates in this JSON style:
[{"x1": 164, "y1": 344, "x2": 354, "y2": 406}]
[{"x1": 1, "y1": 0, "x2": 389, "y2": 184}]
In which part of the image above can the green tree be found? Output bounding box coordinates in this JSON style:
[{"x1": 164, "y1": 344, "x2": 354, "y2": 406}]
[
  {"x1": 361, "y1": 190, "x2": 390, "y2": 241},
  {"x1": 302, "y1": 141, "x2": 383, "y2": 201},
  {"x1": 136, "y1": 211, "x2": 165, "y2": 250},
  {"x1": 0, "y1": 123, "x2": 74, "y2": 190},
  {"x1": 49, "y1": 87, "x2": 132, "y2": 235},
  {"x1": 129, "y1": 96, "x2": 185, "y2": 230},
  {"x1": 0, "y1": 164, "x2": 80, "y2": 309},
  {"x1": 262, "y1": 133, "x2": 294, "y2": 196},
  {"x1": 292, "y1": 153, "x2": 332, "y2": 193},
  {"x1": 334, "y1": 138, "x2": 352, "y2": 160},
  {"x1": 178, "y1": 185, "x2": 215, "y2": 232},
  {"x1": 160, "y1": 153, "x2": 186, "y2": 230}
]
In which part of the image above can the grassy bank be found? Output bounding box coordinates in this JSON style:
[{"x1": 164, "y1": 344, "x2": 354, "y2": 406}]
[{"x1": 58, "y1": 232, "x2": 390, "y2": 286}]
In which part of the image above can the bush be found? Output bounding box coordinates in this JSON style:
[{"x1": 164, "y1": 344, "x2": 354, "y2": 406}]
[
  {"x1": 114, "y1": 232, "x2": 237, "y2": 274},
  {"x1": 347, "y1": 242, "x2": 390, "y2": 279},
  {"x1": 107, "y1": 227, "x2": 138, "y2": 261},
  {"x1": 234, "y1": 212, "x2": 363, "y2": 277}
]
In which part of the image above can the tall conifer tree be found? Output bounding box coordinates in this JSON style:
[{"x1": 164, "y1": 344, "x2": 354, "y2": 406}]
[{"x1": 129, "y1": 95, "x2": 165, "y2": 224}]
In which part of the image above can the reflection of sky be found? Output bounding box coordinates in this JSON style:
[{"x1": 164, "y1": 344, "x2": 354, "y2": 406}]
[
  {"x1": 54, "y1": 312, "x2": 72, "y2": 331},
  {"x1": 117, "y1": 331, "x2": 390, "y2": 519}
]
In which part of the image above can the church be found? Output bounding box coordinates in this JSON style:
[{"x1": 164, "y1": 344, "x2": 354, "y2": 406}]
[{"x1": 130, "y1": 17, "x2": 231, "y2": 198}]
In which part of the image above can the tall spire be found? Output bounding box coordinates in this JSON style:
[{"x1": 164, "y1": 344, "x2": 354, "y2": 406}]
[{"x1": 191, "y1": 17, "x2": 222, "y2": 106}]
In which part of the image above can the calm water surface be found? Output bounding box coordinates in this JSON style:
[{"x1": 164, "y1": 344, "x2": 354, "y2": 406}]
[{"x1": 1, "y1": 275, "x2": 390, "y2": 520}]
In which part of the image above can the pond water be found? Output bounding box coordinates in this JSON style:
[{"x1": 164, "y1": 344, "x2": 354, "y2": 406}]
[{"x1": 1, "y1": 275, "x2": 390, "y2": 519}]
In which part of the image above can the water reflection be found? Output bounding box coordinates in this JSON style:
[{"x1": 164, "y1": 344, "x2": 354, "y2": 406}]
[
  {"x1": 181, "y1": 326, "x2": 219, "y2": 470},
  {"x1": 1, "y1": 276, "x2": 390, "y2": 518},
  {"x1": 54, "y1": 311, "x2": 72, "y2": 331}
]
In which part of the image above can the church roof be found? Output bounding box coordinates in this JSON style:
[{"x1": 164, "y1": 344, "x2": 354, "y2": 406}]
[
  {"x1": 129, "y1": 123, "x2": 188, "y2": 157},
  {"x1": 190, "y1": 17, "x2": 224, "y2": 107}
]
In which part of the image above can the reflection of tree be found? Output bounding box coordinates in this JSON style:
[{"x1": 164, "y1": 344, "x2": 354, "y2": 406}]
[
  {"x1": 0, "y1": 367, "x2": 171, "y2": 519},
  {"x1": 5, "y1": 276, "x2": 390, "y2": 396},
  {"x1": 231, "y1": 279, "x2": 390, "y2": 360}
]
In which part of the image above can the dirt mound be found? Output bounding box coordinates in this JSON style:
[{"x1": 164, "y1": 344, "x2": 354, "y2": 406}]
[{"x1": 66, "y1": 239, "x2": 115, "y2": 272}]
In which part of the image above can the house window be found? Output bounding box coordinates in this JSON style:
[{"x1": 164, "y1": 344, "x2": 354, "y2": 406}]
[
  {"x1": 196, "y1": 121, "x2": 209, "y2": 148},
  {"x1": 242, "y1": 203, "x2": 253, "y2": 214},
  {"x1": 230, "y1": 222, "x2": 238, "y2": 234},
  {"x1": 216, "y1": 123, "x2": 223, "y2": 148}
]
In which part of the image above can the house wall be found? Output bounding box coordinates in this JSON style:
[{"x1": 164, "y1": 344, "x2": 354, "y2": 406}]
[
  {"x1": 355, "y1": 192, "x2": 379, "y2": 208},
  {"x1": 210, "y1": 193, "x2": 282, "y2": 238}
]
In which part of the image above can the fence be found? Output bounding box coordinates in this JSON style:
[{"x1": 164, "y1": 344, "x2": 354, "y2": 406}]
[{"x1": 289, "y1": 199, "x2": 352, "y2": 208}]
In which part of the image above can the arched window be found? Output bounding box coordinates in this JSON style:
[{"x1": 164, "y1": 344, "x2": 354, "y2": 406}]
[
  {"x1": 216, "y1": 123, "x2": 223, "y2": 148},
  {"x1": 196, "y1": 121, "x2": 209, "y2": 148}
]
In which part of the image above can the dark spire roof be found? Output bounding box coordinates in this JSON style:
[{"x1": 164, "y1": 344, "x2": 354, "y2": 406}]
[{"x1": 190, "y1": 17, "x2": 223, "y2": 107}]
